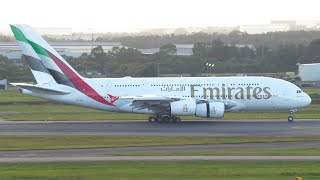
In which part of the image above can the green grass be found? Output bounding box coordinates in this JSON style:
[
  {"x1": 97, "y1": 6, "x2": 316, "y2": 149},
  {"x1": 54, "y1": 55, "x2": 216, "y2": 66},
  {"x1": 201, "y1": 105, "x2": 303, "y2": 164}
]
[
  {"x1": 0, "y1": 91, "x2": 46, "y2": 103},
  {"x1": 0, "y1": 104, "x2": 149, "y2": 120},
  {"x1": 0, "y1": 91, "x2": 319, "y2": 121},
  {"x1": 224, "y1": 104, "x2": 320, "y2": 119},
  {"x1": 0, "y1": 102, "x2": 318, "y2": 121},
  {"x1": 303, "y1": 87, "x2": 320, "y2": 94},
  {"x1": 0, "y1": 136, "x2": 318, "y2": 150},
  {"x1": 0, "y1": 161, "x2": 319, "y2": 180},
  {"x1": 1, "y1": 104, "x2": 319, "y2": 120},
  {"x1": 113, "y1": 148, "x2": 320, "y2": 156}
]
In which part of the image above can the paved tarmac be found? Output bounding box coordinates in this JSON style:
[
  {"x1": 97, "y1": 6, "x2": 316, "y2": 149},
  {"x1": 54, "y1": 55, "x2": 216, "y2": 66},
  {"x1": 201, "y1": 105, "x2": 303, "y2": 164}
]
[
  {"x1": 0, "y1": 119, "x2": 320, "y2": 162},
  {"x1": 1, "y1": 156, "x2": 320, "y2": 163},
  {"x1": 0, "y1": 141, "x2": 319, "y2": 158},
  {"x1": 0, "y1": 119, "x2": 319, "y2": 137}
]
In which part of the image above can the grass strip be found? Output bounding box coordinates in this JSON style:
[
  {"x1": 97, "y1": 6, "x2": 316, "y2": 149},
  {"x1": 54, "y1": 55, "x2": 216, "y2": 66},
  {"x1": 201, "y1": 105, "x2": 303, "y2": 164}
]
[
  {"x1": 113, "y1": 148, "x2": 320, "y2": 156},
  {"x1": 0, "y1": 161, "x2": 319, "y2": 180},
  {"x1": 0, "y1": 104, "x2": 319, "y2": 120},
  {"x1": 0, "y1": 136, "x2": 318, "y2": 150}
]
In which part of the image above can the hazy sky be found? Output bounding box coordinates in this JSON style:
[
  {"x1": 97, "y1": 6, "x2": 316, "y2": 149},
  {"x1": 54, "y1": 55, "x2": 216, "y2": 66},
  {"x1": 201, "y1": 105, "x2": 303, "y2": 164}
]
[{"x1": 1, "y1": 0, "x2": 320, "y2": 32}]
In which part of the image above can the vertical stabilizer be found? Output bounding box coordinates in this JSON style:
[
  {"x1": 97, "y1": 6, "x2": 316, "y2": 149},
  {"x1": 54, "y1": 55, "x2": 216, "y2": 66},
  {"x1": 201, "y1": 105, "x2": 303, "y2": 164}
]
[
  {"x1": 11, "y1": 24, "x2": 113, "y2": 106},
  {"x1": 10, "y1": 25, "x2": 55, "y2": 84},
  {"x1": 10, "y1": 24, "x2": 83, "y2": 88}
]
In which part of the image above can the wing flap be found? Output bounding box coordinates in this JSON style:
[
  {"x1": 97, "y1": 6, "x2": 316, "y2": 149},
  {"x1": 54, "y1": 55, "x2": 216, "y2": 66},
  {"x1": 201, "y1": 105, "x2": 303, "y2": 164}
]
[
  {"x1": 119, "y1": 95, "x2": 175, "y2": 113},
  {"x1": 120, "y1": 94, "x2": 172, "y2": 101}
]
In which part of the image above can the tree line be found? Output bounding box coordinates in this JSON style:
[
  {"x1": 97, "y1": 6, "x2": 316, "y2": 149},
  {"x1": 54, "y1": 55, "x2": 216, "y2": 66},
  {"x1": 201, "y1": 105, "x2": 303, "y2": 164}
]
[
  {"x1": 0, "y1": 55, "x2": 33, "y2": 82},
  {"x1": 2, "y1": 30, "x2": 320, "y2": 81},
  {"x1": 64, "y1": 36, "x2": 320, "y2": 77},
  {"x1": 111, "y1": 30, "x2": 320, "y2": 49}
]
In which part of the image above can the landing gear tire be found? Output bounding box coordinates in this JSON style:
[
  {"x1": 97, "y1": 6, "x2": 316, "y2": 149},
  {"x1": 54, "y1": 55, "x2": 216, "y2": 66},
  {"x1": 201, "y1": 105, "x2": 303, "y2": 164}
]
[
  {"x1": 175, "y1": 117, "x2": 181, "y2": 123},
  {"x1": 161, "y1": 116, "x2": 169, "y2": 123},
  {"x1": 288, "y1": 115, "x2": 294, "y2": 122},
  {"x1": 148, "y1": 116, "x2": 157, "y2": 123},
  {"x1": 169, "y1": 116, "x2": 176, "y2": 123},
  {"x1": 148, "y1": 116, "x2": 181, "y2": 123},
  {"x1": 287, "y1": 110, "x2": 296, "y2": 123}
]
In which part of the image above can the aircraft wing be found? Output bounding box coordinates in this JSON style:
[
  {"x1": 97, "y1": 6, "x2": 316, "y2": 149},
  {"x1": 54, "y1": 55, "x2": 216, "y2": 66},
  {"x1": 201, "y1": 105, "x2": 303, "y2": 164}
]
[
  {"x1": 119, "y1": 95, "x2": 238, "y2": 113},
  {"x1": 119, "y1": 95, "x2": 182, "y2": 113}
]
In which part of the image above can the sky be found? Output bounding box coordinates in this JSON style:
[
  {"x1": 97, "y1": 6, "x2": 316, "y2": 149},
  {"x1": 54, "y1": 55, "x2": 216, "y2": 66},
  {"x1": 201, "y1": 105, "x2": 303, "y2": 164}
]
[{"x1": 1, "y1": 0, "x2": 320, "y2": 33}]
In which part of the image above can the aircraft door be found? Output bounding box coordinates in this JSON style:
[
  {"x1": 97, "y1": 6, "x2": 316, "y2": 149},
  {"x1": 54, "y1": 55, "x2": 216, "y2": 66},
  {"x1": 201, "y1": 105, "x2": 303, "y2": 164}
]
[{"x1": 106, "y1": 82, "x2": 112, "y2": 92}]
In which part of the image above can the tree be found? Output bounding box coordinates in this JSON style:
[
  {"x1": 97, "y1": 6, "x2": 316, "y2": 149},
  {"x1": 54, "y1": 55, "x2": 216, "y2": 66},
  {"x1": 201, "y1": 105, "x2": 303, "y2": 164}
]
[
  {"x1": 90, "y1": 46, "x2": 109, "y2": 74},
  {"x1": 307, "y1": 39, "x2": 320, "y2": 61},
  {"x1": 141, "y1": 63, "x2": 157, "y2": 77},
  {"x1": 103, "y1": 47, "x2": 145, "y2": 77},
  {"x1": 212, "y1": 38, "x2": 224, "y2": 47},
  {"x1": 0, "y1": 55, "x2": 10, "y2": 64},
  {"x1": 193, "y1": 42, "x2": 209, "y2": 57},
  {"x1": 159, "y1": 43, "x2": 177, "y2": 55}
]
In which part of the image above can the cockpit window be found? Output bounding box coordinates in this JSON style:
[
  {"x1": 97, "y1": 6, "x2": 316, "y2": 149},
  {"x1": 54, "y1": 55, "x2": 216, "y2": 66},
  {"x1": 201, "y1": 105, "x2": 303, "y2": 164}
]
[{"x1": 296, "y1": 90, "x2": 302, "y2": 93}]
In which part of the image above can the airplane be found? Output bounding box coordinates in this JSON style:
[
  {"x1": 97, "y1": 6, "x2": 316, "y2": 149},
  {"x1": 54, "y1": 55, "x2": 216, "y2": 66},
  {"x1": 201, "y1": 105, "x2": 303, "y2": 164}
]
[{"x1": 9, "y1": 24, "x2": 312, "y2": 123}]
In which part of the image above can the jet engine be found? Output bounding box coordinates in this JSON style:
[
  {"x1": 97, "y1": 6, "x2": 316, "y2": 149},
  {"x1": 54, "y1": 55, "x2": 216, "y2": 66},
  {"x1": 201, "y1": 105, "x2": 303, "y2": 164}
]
[
  {"x1": 195, "y1": 102, "x2": 225, "y2": 118},
  {"x1": 170, "y1": 99, "x2": 196, "y2": 116}
]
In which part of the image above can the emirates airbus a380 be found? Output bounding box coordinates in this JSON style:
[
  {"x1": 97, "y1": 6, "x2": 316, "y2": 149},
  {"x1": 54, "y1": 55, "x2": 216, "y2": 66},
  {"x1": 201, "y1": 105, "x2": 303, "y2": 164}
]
[{"x1": 10, "y1": 24, "x2": 311, "y2": 123}]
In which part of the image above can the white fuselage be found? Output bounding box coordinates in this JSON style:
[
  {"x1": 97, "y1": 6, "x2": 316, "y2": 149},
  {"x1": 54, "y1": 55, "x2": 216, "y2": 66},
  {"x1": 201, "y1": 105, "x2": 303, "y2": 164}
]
[{"x1": 25, "y1": 76, "x2": 311, "y2": 115}]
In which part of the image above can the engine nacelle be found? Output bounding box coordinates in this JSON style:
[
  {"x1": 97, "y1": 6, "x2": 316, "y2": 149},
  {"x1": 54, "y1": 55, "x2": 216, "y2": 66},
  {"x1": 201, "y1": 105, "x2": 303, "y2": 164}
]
[
  {"x1": 170, "y1": 99, "x2": 196, "y2": 116},
  {"x1": 196, "y1": 102, "x2": 225, "y2": 118}
]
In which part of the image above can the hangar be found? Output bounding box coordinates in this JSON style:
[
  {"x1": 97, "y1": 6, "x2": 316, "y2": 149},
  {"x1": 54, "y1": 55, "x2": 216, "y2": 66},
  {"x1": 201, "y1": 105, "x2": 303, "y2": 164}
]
[
  {"x1": 0, "y1": 79, "x2": 7, "y2": 91},
  {"x1": 298, "y1": 63, "x2": 320, "y2": 81}
]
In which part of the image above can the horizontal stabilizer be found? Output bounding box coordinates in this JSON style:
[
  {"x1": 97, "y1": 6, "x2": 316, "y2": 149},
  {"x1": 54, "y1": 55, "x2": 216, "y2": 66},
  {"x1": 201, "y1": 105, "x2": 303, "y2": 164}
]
[{"x1": 10, "y1": 83, "x2": 70, "y2": 95}]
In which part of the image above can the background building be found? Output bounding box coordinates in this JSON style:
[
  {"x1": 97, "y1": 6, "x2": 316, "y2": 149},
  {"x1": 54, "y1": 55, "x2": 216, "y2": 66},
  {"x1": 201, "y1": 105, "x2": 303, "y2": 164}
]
[
  {"x1": 298, "y1": 63, "x2": 320, "y2": 81},
  {"x1": 139, "y1": 44, "x2": 194, "y2": 56},
  {"x1": 0, "y1": 41, "x2": 121, "y2": 64},
  {"x1": 0, "y1": 79, "x2": 7, "y2": 90}
]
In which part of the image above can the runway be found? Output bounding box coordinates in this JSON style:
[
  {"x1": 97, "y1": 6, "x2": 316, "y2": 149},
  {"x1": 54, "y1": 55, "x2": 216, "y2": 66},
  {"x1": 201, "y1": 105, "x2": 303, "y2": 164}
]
[
  {"x1": 0, "y1": 119, "x2": 320, "y2": 162},
  {"x1": 1, "y1": 156, "x2": 320, "y2": 163},
  {"x1": 1, "y1": 141, "x2": 320, "y2": 162},
  {"x1": 0, "y1": 141, "x2": 319, "y2": 157},
  {"x1": 0, "y1": 119, "x2": 319, "y2": 137}
]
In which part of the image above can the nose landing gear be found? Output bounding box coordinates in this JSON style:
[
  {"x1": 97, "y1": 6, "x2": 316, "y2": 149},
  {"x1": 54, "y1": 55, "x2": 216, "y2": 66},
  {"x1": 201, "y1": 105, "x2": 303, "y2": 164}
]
[
  {"x1": 288, "y1": 114, "x2": 294, "y2": 122},
  {"x1": 288, "y1": 109, "x2": 297, "y2": 122}
]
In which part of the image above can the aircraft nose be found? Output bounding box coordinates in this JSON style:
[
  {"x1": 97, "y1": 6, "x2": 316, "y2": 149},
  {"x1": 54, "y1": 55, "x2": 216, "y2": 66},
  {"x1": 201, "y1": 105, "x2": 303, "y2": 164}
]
[{"x1": 303, "y1": 93, "x2": 312, "y2": 106}]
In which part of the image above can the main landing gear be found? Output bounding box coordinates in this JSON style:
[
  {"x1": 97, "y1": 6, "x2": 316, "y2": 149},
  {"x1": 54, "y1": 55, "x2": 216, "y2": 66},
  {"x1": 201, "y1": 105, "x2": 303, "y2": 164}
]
[{"x1": 148, "y1": 115, "x2": 181, "y2": 123}]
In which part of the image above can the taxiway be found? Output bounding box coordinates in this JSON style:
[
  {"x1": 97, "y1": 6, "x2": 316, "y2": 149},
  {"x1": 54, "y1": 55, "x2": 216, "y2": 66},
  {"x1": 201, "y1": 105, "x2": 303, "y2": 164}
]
[
  {"x1": 0, "y1": 119, "x2": 320, "y2": 162},
  {"x1": 0, "y1": 119, "x2": 319, "y2": 137}
]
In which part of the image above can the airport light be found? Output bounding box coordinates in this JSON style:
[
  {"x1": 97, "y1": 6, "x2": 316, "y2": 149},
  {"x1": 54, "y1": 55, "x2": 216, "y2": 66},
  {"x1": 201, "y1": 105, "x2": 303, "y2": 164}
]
[
  {"x1": 205, "y1": 63, "x2": 215, "y2": 76},
  {"x1": 206, "y1": 63, "x2": 209, "y2": 76},
  {"x1": 207, "y1": 63, "x2": 211, "y2": 76},
  {"x1": 209, "y1": 64, "x2": 214, "y2": 75},
  {"x1": 211, "y1": 64, "x2": 215, "y2": 75}
]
